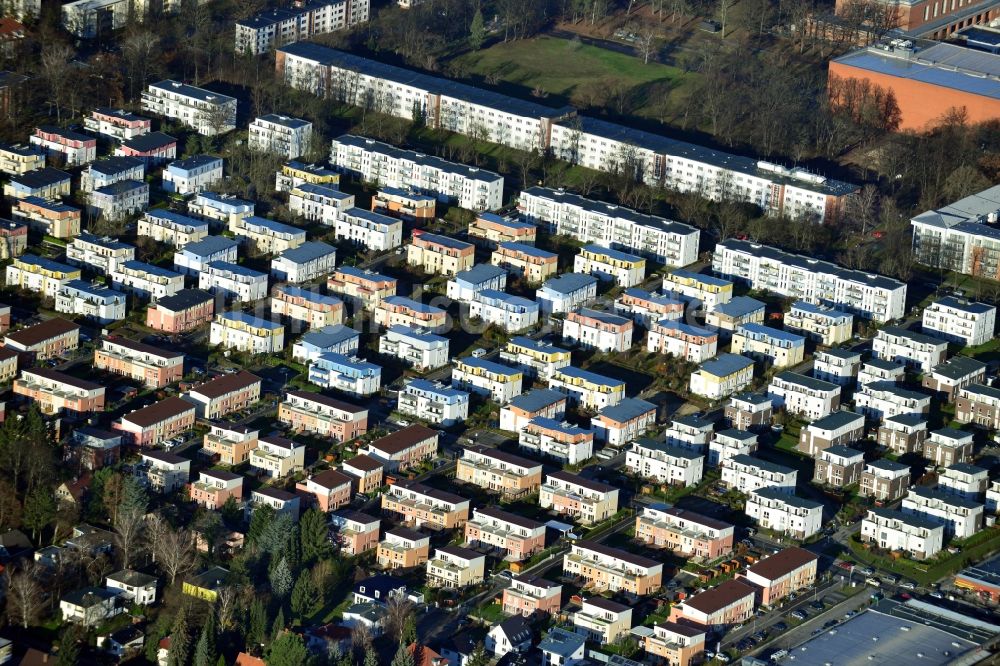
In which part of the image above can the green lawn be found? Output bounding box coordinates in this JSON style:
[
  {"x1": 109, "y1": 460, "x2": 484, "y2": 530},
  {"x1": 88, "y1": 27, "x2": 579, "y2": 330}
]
[{"x1": 846, "y1": 527, "x2": 1000, "y2": 586}]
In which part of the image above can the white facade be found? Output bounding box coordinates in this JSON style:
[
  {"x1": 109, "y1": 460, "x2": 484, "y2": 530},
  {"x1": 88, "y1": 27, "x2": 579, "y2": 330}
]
[
  {"x1": 767, "y1": 372, "x2": 841, "y2": 420},
  {"x1": 861, "y1": 508, "x2": 944, "y2": 559},
  {"x1": 398, "y1": 379, "x2": 469, "y2": 426},
  {"x1": 646, "y1": 319, "x2": 718, "y2": 363},
  {"x1": 332, "y1": 207, "x2": 403, "y2": 251},
  {"x1": 452, "y1": 357, "x2": 522, "y2": 404},
  {"x1": 270, "y1": 241, "x2": 338, "y2": 284},
  {"x1": 138, "y1": 211, "x2": 209, "y2": 247},
  {"x1": 289, "y1": 183, "x2": 354, "y2": 223},
  {"x1": 199, "y1": 261, "x2": 269, "y2": 302},
  {"x1": 248, "y1": 114, "x2": 314, "y2": 158},
  {"x1": 308, "y1": 353, "x2": 381, "y2": 397},
  {"x1": 162, "y1": 155, "x2": 223, "y2": 195},
  {"x1": 141, "y1": 80, "x2": 237, "y2": 136},
  {"x1": 469, "y1": 290, "x2": 539, "y2": 332},
  {"x1": 519, "y1": 418, "x2": 594, "y2": 465},
  {"x1": 209, "y1": 311, "x2": 285, "y2": 353},
  {"x1": 55, "y1": 280, "x2": 127, "y2": 323},
  {"x1": 872, "y1": 327, "x2": 948, "y2": 373},
  {"x1": 720, "y1": 454, "x2": 796, "y2": 494},
  {"x1": 66, "y1": 233, "x2": 135, "y2": 275},
  {"x1": 236, "y1": 0, "x2": 369, "y2": 55},
  {"x1": 110, "y1": 261, "x2": 184, "y2": 299},
  {"x1": 378, "y1": 325, "x2": 449, "y2": 370},
  {"x1": 745, "y1": 488, "x2": 823, "y2": 540},
  {"x1": 625, "y1": 439, "x2": 704, "y2": 486},
  {"x1": 922, "y1": 297, "x2": 996, "y2": 347},
  {"x1": 901, "y1": 487, "x2": 983, "y2": 539},
  {"x1": 562, "y1": 308, "x2": 633, "y2": 353},
  {"x1": 535, "y1": 273, "x2": 598, "y2": 315}
]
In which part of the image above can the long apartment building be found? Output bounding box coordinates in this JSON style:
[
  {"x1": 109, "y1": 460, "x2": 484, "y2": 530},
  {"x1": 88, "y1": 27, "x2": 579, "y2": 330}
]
[
  {"x1": 712, "y1": 239, "x2": 906, "y2": 322},
  {"x1": 745, "y1": 488, "x2": 823, "y2": 540},
  {"x1": 235, "y1": 0, "x2": 369, "y2": 55},
  {"x1": 563, "y1": 540, "x2": 662, "y2": 596},
  {"x1": 720, "y1": 454, "x2": 797, "y2": 494},
  {"x1": 94, "y1": 337, "x2": 183, "y2": 389},
  {"x1": 539, "y1": 471, "x2": 618, "y2": 525},
  {"x1": 277, "y1": 390, "x2": 368, "y2": 441},
  {"x1": 329, "y1": 134, "x2": 504, "y2": 211},
  {"x1": 910, "y1": 185, "x2": 1000, "y2": 279},
  {"x1": 519, "y1": 187, "x2": 698, "y2": 266},
  {"x1": 381, "y1": 480, "x2": 469, "y2": 530},
  {"x1": 861, "y1": 507, "x2": 944, "y2": 560},
  {"x1": 13, "y1": 368, "x2": 105, "y2": 415},
  {"x1": 276, "y1": 43, "x2": 855, "y2": 221},
  {"x1": 669, "y1": 579, "x2": 756, "y2": 631},
  {"x1": 634, "y1": 505, "x2": 734, "y2": 560},
  {"x1": 115, "y1": 397, "x2": 196, "y2": 448},
  {"x1": 141, "y1": 81, "x2": 237, "y2": 136},
  {"x1": 465, "y1": 507, "x2": 546, "y2": 561},
  {"x1": 456, "y1": 445, "x2": 542, "y2": 499}
]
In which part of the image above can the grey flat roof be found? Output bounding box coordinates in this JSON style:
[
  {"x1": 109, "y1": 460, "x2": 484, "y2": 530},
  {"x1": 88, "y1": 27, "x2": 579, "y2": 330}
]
[
  {"x1": 730, "y1": 454, "x2": 795, "y2": 476},
  {"x1": 540, "y1": 272, "x2": 598, "y2": 295},
  {"x1": 523, "y1": 186, "x2": 699, "y2": 237},
  {"x1": 335, "y1": 134, "x2": 504, "y2": 183},
  {"x1": 507, "y1": 388, "x2": 566, "y2": 413},
  {"x1": 929, "y1": 355, "x2": 986, "y2": 380},
  {"x1": 149, "y1": 80, "x2": 236, "y2": 104},
  {"x1": 808, "y1": 410, "x2": 863, "y2": 431},
  {"x1": 712, "y1": 296, "x2": 765, "y2": 317},
  {"x1": 773, "y1": 371, "x2": 840, "y2": 393}
]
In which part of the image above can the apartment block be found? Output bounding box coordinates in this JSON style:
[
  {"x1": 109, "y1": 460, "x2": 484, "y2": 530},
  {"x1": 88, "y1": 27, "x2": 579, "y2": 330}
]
[
  {"x1": 187, "y1": 192, "x2": 254, "y2": 227},
  {"x1": 614, "y1": 287, "x2": 686, "y2": 327},
  {"x1": 446, "y1": 264, "x2": 508, "y2": 303},
  {"x1": 270, "y1": 285, "x2": 344, "y2": 329},
  {"x1": 465, "y1": 506, "x2": 545, "y2": 561},
  {"x1": 708, "y1": 429, "x2": 758, "y2": 466},
  {"x1": 536, "y1": 273, "x2": 598, "y2": 315},
  {"x1": 563, "y1": 308, "x2": 633, "y2": 353},
  {"x1": 277, "y1": 160, "x2": 340, "y2": 192},
  {"x1": 859, "y1": 459, "x2": 911, "y2": 502},
  {"x1": 115, "y1": 132, "x2": 178, "y2": 165},
  {"x1": 625, "y1": 438, "x2": 704, "y2": 486},
  {"x1": 14, "y1": 368, "x2": 105, "y2": 415},
  {"x1": 80, "y1": 156, "x2": 145, "y2": 193},
  {"x1": 378, "y1": 325, "x2": 449, "y2": 370},
  {"x1": 922, "y1": 296, "x2": 996, "y2": 347},
  {"x1": 427, "y1": 546, "x2": 486, "y2": 588},
  {"x1": 5, "y1": 255, "x2": 79, "y2": 298},
  {"x1": 873, "y1": 326, "x2": 948, "y2": 373},
  {"x1": 231, "y1": 215, "x2": 306, "y2": 255},
  {"x1": 0, "y1": 219, "x2": 27, "y2": 259},
  {"x1": 373, "y1": 187, "x2": 436, "y2": 222},
  {"x1": 137, "y1": 450, "x2": 191, "y2": 493},
  {"x1": 938, "y1": 463, "x2": 989, "y2": 500},
  {"x1": 592, "y1": 397, "x2": 656, "y2": 448},
  {"x1": 767, "y1": 372, "x2": 841, "y2": 420},
  {"x1": 548, "y1": 365, "x2": 625, "y2": 410},
  {"x1": 377, "y1": 527, "x2": 430, "y2": 569},
  {"x1": 0, "y1": 347, "x2": 16, "y2": 384},
  {"x1": 30, "y1": 126, "x2": 95, "y2": 166},
  {"x1": 308, "y1": 353, "x2": 381, "y2": 396},
  {"x1": 500, "y1": 336, "x2": 571, "y2": 380},
  {"x1": 209, "y1": 311, "x2": 285, "y2": 354},
  {"x1": 470, "y1": 290, "x2": 539, "y2": 332},
  {"x1": 664, "y1": 269, "x2": 733, "y2": 311},
  {"x1": 202, "y1": 423, "x2": 259, "y2": 466},
  {"x1": 469, "y1": 213, "x2": 536, "y2": 247},
  {"x1": 877, "y1": 413, "x2": 928, "y2": 456},
  {"x1": 720, "y1": 454, "x2": 796, "y2": 494},
  {"x1": 647, "y1": 319, "x2": 718, "y2": 362},
  {"x1": 910, "y1": 185, "x2": 1000, "y2": 277},
  {"x1": 861, "y1": 508, "x2": 944, "y2": 560},
  {"x1": 539, "y1": 471, "x2": 618, "y2": 525},
  {"x1": 199, "y1": 261, "x2": 268, "y2": 303},
  {"x1": 491, "y1": 242, "x2": 558, "y2": 283},
  {"x1": 499, "y1": 388, "x2": 567, "y2": 434},
  {"x1": 374, "y1": 295, "x2": 447, "y2": 333},
  {"x1": 381, "y1": 480, "x2": 469, "y2": 530},
  {"x1": 456, "y1": 445, "x2": 542, "y2": 499},
  {"x1": 141, "y1": 80, "x2": 237, "y2": 136},
  {"x1": 365, "y1": 424, "x2": 438, "y2": 472},
  {"x1": 331, "y1": 510, "x2": 380, "y2": 556},
  {"x1": 328, "y1": 266, "x2": 397, "y2": 311},
  {"x1": 110, "y1": 261, "x2": 184, "y2": 300},
  {"x1": 289, "y1": 183, "x2": 353, "y2": 223},
  {"x1": 643, "y1": 622, "x2": 706, "y2": 666},
  {"x1": 397, "y1": 379, "x2": 468, "y2": 427},
  {"x1": 813, "y1": 445, "x2": 864, "y2": 486},
  {"x1": 249, "y1": 435, "x2": 306, "y2": 479},
  {"x1": 248, "y1": 114, "x2": 313, "y2": 157},
  {"x1": 520, "y1": 417, "x2": 595, "y2": 465},
  {"x1": 341, "y1": 454, "x2": 383, "y2": 494},
  {"x1": 572, "y1": 597, "x2": 632, "y2": 645},
  {"x1": 502, "y1": 574, "x2": 562, "y2": 617},
  {"x1": 563, "y1": 540, "x2": 662, "y2": 595},
  {"x1": 783, "y1": 301, "x2": 853, "y2": 346},
  {"x1": 742, "y1": 547, "x2": 818, "y2": 607},
  {"x1": 725, "y1": 392, "x2": 773, "y2": 431},
  {"x1": 902, "y1": 486, "x2": 984, "y2": 539},
  {"x1": 732, "y1": 323, "x2": 805, "y2": 368},
  {"x1": 634, "y1": 504, "x2": 734, "y2": 559},
  {"x1": 292, "y1": 324, "x2": 359, "y2": 363},
  {"x1": 4, "y1": 168, "x2": 71, "y2": 201},
  {"x1": 668, "y1": 579, "x2": 756, "y2": 630},
  {"x1": 813, "y1": 348, "x2": 862, "y2": 386},
  {"x1": 689, "y1": 353, "x2": 755, "y2": 400},
  {"x1": 278, "y1": 390, "x2": 369, "y2": 441},
  {"x1": 573, "y1": 244, "x2": 646, "y2": 288},
  {"x1": 145, "y1": 289, "x2": 214, "y2": 333},
  {"x1": 94, "y1": 337, "x2": 183, "y2": 389},
  {"x1": 452, "y1": 357, "x2": 523, "y2": 404},
  {"x1": 115, "y1": 397, "x2": 196, "y2": 448},
  {"x1": 162, "y1": 155, "x2": 223, "y2": 195},
  {"x1": 84, "y1": 108, "x2": 150, "y2": 142},
  {"x1": 189, "y1": 470, "x2": 244, "y2": 511},
  {"x1": 67, "y1": 233, "x2": 135, "y2": 275},
  {"x1": 924, "y1": 428, "x2": 974, "y2": 467},
  {"x1": 271, "y1": 241, "x2": 338, "y2": 284},
  {"x1": 706, "y1": 296, "x2": 766, "y2": 333},
  {"x1": 185, "y1": 371, "x2": 261, "y2": 420},
  {"x1": 664, "y1": 414, "x2": 714, "y2": 452},
  {"x1": 798, "y1": 410, "x2": 865, "y2": 457},
  {"x1": 252, "y1": 487, "x2": 300, "y2": 519},
  {"x1": 3, "y1": 317, "x2": 79, "y2": 360},
  {"x1": 55, "y1": 280, "x2": 126, "y2": 324},
  {"x1": 407, "y1": 231, "x2": 475, "y2": 277},
  {"x1": 0, "y1": 143, "x2": 44, "y2": 175},
  {"x1": 923, "y1": 356, "x2": 987, "y2": 402},
  {"x1": 296, "y1": 468, "x2": 354, "y2": 512},
  {"x1": 855, "y1": 382, "x2": 931, "y2": 422},
  {"x1": 956, "y1": 383, "x2": 1000, "y2": 429}
]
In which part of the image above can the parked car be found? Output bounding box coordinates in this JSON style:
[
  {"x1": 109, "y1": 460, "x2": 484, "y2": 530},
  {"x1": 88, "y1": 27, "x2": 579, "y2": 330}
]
[
  {"x1": 865, "y1": 577, "x2": 881, "y2": 587},
  {"x1": 811, "y1": 601, "x2": 825, "y2": 610},
  {"x1": 773, "y1": 622, "x2": 788, "y2": 632},
  {"x1": 791, "y1": 610, "x2": 807, "y2": 620},
  {"x1": 859, "y1": 567, "x2": 875, "y2": 576},
  {"x1": 899, "y1": 581, "x2": 916, "y2": 590}
]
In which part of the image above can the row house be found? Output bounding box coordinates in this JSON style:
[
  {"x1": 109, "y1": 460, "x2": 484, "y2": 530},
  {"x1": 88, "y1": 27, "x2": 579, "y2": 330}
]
[
  {"x1": 625, "y1": 438, "x2": 704, "y2": 487},
  {"x1": 643, "y1": 622, "x2": 706, "y2": 666},
  {"x1": 139, "y1": 210, "x2": 209, "y2": 247},
  {"x1": 731, "y1": 323, "x2": 805, "y2": 368},
  {"x1": 67, "y1": 233, "x2": 135, "y2": 275},
  {"x1": 861, "y1": 507, "x2": 944, "y2": 560},
  {"x1": 502, "y1": 574, "x2": 562, "y2": 617},
  {"x1": 519, "y1": 417, "x2": 594, "y2": 465},
  {"x1": 855, "y1": 382, "x2": 932, "y2": 422},
  {"x1": 381, "y1": 480, "x2": 469, "y2": 530},
  {"x1": 5, "y1": 255, "x2": 79, "y2": 297},
  {"x1": 922, "y1": 296, "x2": 996, "y2": 348},
  {"x1": 539, "y1": 470, "x2": 618, "y2": 525},
  {"x1": 499, "y1": 388, "x2": 567, "y2": 434},
  {"x1": 115, "y1": 132, "x2": 177, "y2": 165},
  {"x1": 614, "y1": 287, "x2": 686, "y2": 328},
  {"x1": 327, "y1": 266, "x2": 397, "y2": 311},
  {"x1": 956, "y1": 383, "x2": 1000, "y2": 429},
  {"x1": 664, "y1": 269, "x2": 733, "y2": 311},
  {"x1": 668, "y1": 579, "x2": 756, "y2": 631},
  {"x1": 377, "y1": 527, "x2": 430, "y2": 569},
  {"x1": 573, "y1": 244, "x2": 646, "y2": 288},
  {"x1": 250, "y1": 435, "x2": 306, "y2": 478},
  {"x1": 202, "y1": 423, "x2": 258, "y2": 465},
  {"x1": 30, "y1": 126, "x2": 96, "y2": 166},
  {"x1": 145, "y1": 289, "x2": 214, "y2": 333},
  {"x1": 163, "y1": 155, "x2": 223, "y2": 195},
  {"x1": 456, "y1": 445, "x2": 542, "y2": 499},
  {"x1": 689, "y1": 353, "x2": 755, "y2": 400},
  {"x1": 199, "y1": 261, "x2": 268, "y2": 302},
  {"x1": 87, "y1": 180, "x2": 149, "y2": 222},
  {"x1": 80, "y1": 156, "x2": 144, "y2": 193},
  {"x1": 706, "y1": 296, "x2": 766, "y2": 333},
  {"x1": 646, "y1": 319, "x2": 718, "y2": 363},
  {"x1": 374, "y1": 295, "x2": 447, "y2": 333},
  {"x1": 469, "y1": 213, "x2": 536, "y2": 247},
  {"x1": 271, "y1": 241, "x2": 338, "y2": 284},
  {"x1": 877, "y1": 413, "x2": 927, "y2": 455},
  {"x1": 741, "y1": 547, "x2": 818, "y2": 607},
  {"x1": 813, "y1": 348, "x2": 862, "y2": 386},
  {"x1": 141, "y1": 80, "x2": 237, "y2": 136},
  {"x1": 342, "y1": 454, "x2": 383, "y2": 494},
  {"x1": 372, "y1": 187, "x2": 436, "y2": 222},
  {"x1": 452, "y1": 357, "x2": 523, "y2": 404},
  {"x1": 664, "y1": 414, "x2": 714, "y2": 452},
  {"x1": 725, "y1": 392, "x2": 773, "y2": 431},
  {"x1": 397, "y1": 378, "x2": 468, "y2": 426},
  {"x1": 0, "y1": 143, "x2": 44, "y2": 175},
  {"x1": 173, "y1": 236, "x2": 240, "y2": 276},
  {"x1": 767, "y1": 372, "x2": 841, "y2": 420},
  {"x1": 308, "y1": 352, "x2": 382, "y2": 396},
  {"x1": 378, "y1": 325, "x2": 449, "y2": 370},
  {"x1": 296, "y1": 468, "x2": 354, "y2": 512},
  {"x1": 708, "y1": 428, "x2": 758, "y2": 466},
  {"x1": 720, "y1": 454, "x2": 797, "y2": 494},
  {"x1": 938, "y1": 463, "x2": 989, "y2": 500},
  {"x1": 188, "y1": 191, "x2": 254, "y2": 227},
  {"x1": 209, "y1": 311, "x2": 285, "y2": 354},
  {"x1": 328, "y1": 133, "x2": 504, "y2": 211},
  {"x1": 924, "y1": 428, "x2": 974, "y2": 467},
  {"x1": 783, "y1": 301, "x2": 853, "y2": 346},
  {"x1": 562, "y1": 540, "x2": 663, "y2": 596},
  {"x1": 110, "y1": 261, "x2": 184, "y2": 299},
  {"x1": 231, "y1": 215, "x2": 306, "y2": 255},
  {"x1": 562, "y1": 308, "x2": 633, "y2": 352},
  {"x1": 278, "y1": 390, "x2": 368, "y2": 442},
  {"x1": 902, "y1": 486, "x2": 984, "y2": 539},
  {"x1": 407, "y1": 231, "x2": 475, "y2": 277},
  {"x1": 247, "y1": 114, "x2": 314, "y2": 158},
  {"x1": 446, "y1": 264, "x2": 508, "y2": 303},
  {"x1": 592, "y1": 397, "x2": 656, "y2": 448},
  {"x1": 535, "y1": 273, "x2": 598, "y2": 315},
  {"x1": 3, "y1": 317, "x2": 79, "y2": 360},
  {"x1": 469, "y1": 290, "x2": 538, "y2": 332},
  {"x1": 798, "y1": 410, "x2": 864, "y2": 457},
  {"x1": 859, "y1": 459, "x2": 911, "y2": 502},
  {"x1": 4, "y1": 168, "x2": 71, "y2": 201},
  {"x1": 270, "y1": 285, "x2": 343, "y2": 329},
  {"x1": 365, "y1": 424, "x2": 438, "y2": 472},
  {"x1": 873, "y1": 326, "x2": 948, "y2": 373},
  {"x1": 288, "y1": 183, "x2": 354, "y2": 223},
  {"x1": 499, "y1": 337, "x2": 570, "y2": 381},
  {"x1": 332, "y1": 207, "x2": 403, "y2": 252},
  {"x1": 331, "y1": 510, "x2": 380, "y2": 556},
  {"x1": 923, "y1": 356, "x2": 987, "y2": 402},
  {"x1": 634, "y1": 504, "x2": 734, "y2": 560},
  {"x1": 185, "y1": 370, "x2": 261, "y2": 420},
  {"x1": 813, "y1": 445, "x2": 864, "y2": 486},
  {"x1": 115, "y1": 396, "x2": 196, "y2": 447},
  {"x1": 572, "y1": 597, "x2": 632, "y2": 645},
  {"x1": 13, "y1": 368, "x2": 105, "y2": 415},
  {"x1": 427, "y1": 546, "x2": 486, "y2": 588},
  {"x1": 55, "y1": 280, "x2": 126, "y2": 324},
  {"x1": 712, "y1": 239, "x2": 906, "y2": 322},
  {"x1": 137, "y1": 451, "x2": 191, "y2": 493},
  {"x1": 743, "y1": 488, "x2": 823, "y2": 541},
  {"x1": 292, "y1": 324, "x2": 359, "y2": 363},
  {"x1": 548, "y1": 365, "x2": 625, "y2": 410},
  {"x1": 491, "y1": 241, "x2": 558, "y2": 284},
  {"x1": 189, "y1": 470, "x2": 244, "y2": 511},
  {"x1": 94, "y1": 337, "x2": 183, "y2": 389},
  {"x1": 519, "y1": 187, "x2": 699, "y2": 266},
  {"x1": 465, "y1": 506, "x2": 545, "y2": 561},
  {"x1": 84, "y1": 108, "x2": 150, "y2": 142}
]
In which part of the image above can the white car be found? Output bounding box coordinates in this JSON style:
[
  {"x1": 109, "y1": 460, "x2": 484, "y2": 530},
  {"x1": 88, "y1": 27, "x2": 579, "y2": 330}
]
[{"x1": 899, "y1": 581, "x2": 916, "y2": 590}]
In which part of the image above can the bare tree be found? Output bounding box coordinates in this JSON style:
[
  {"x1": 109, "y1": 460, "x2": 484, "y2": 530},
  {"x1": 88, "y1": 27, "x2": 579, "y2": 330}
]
[
  {"x1": 216, "y1": 585, "x2": 239, "y2": 630},
  {"x1": 40, "y1": 44, "x2": 74, "y2": 124},
  {"x1": 113, "y1": 479, "x2": 146, "y2": 569},
  {"x1": 152, "y1": 523, "x2": 197, "y2": 585},
  {"x1": 637, "y1": 28, "x2": 660, "y2": 64},
  {"x1": 385, "y1": 597, "x2": 415, "y2": 641},
  {"x1": 6, "y1": 564, "x2": 43, "y2": 629},
  {"x1": 123, "y1": 30, "x2": 160, "y2": 101},
  {"x1": 351, "y1": 621, "x2": 373, "y2": 656}
]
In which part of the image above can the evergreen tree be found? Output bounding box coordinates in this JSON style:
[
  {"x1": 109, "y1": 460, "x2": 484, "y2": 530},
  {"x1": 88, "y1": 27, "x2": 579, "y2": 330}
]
[
  {"x1": 291, "y1": 568, "x2": 320, "y2": 619},
  {"x1": 247, "y1": 504, "x2": 276, "y2": 547},
  {"x1": 400, "y1": 614, "x2": 417, "y2": 646},
  {"x1": 56, "y1": 625, "x2": 82, "y2": 665},
  {"x1": 247, "y1": 598, "x2": 268, "y2": 650},
  {"x1": 390, "y1": 643, "x2": 414, "y2": 666},
  {"x1": 193, "y1": 611, "x2": 217, "y2": 666},
  {"x1": 266, "y1": 631, "x2": 309, "y2": 666},
  {"x1": 220, "y1": 495, "x2": 242, "y2": 526},
  {"x1": 467, "y1": 642, "x2": 489, "y2": 666},
  {"x1": 215, "y1": 657, "x2": 226, "y2": 666},
  {"x1": 22, "y1": 486, "x2": 56, "y2": 543},
  {"x1": 168, "y1": 604, "x2": 191, "y2": 666},
  {"x1": 363, "y1": 647, "x2": 378, "y2": 666},
  {"x1": 271, "y1": 606, "x2": 287, "y2": 640},
  {"x1": 299, "y1": 508, "x2": 332, "y2": 563},
  {"x1": 270, "y1": 556, "x2": 293, "y2": 599},
  {"x1": 469, "y1": 7, "x2": 486, "y2": 50}
]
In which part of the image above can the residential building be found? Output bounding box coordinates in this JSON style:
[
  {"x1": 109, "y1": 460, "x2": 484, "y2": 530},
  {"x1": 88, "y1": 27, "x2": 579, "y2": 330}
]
[
  {"x1": 210, "y1": 311, "x2": 285, "y2": 354},
  {"x1": 187, "y1": 192, "x2": 254, "y2": 227},
  {"x1": 60, "y1": 0, "x2": 139, "y2": 38},
  {"x1": 856, "y1": 358, "x2": 905, "y2": 391},
  {"x1": 922, "y1": 296, "x2": 996, "y2": 347},
  {"x1": 278, "y1": 390, "x2": 368, "y2": 441},
  {"x1": 741, "y1": 547, "x2": 818, "y2": 607},
  {"x1": 185, "y1": 371, "x2": 261, "y2": 420},
  {"x1": 145, "y1": 289, "x2": 214, "y2": 333},
  {"x1": 288, "y1": 183, "x2": 354, "y2": 223},
  {"x1": 30, "y1": 126, "x2": 95, "y2": 166},
  {"x1": 94, "y1": 337, "x2": 183, "y2": 389},
  {"x1": 0, "y1": 143, "x2": 44, "y2": 175},
  {"x1": 377, "y1": 527, "x2": 430, "y2": 569},
  {"x1": 572, "y1": 597, "x2": 632, "y2": 645},
  {"x1": 592, "y1": 398, "x2": 657, "y2": 448},
  {"x1": 642, "y1": 622, "x2": 706, "y2": 666},
  {"x1": 173, "y1": 236, "x2": 240, "y2": 277},
  {"x1": 502, "y1": 574, "x2": 562, "y2": 617},
  {"x1": 491, "y1": 241, "x2": 558, "y2": 283},
  {"x1": 465, "y1": 506, "x2": 545, "y2": 561},
  {"x1": 859, "y1": 459, "x2": 912, "y2": 502},
  {"x1": 110, "y1": 261, "x2": 184, "y2": 300},
  {"x1": 860, "y1": 508, "x2": 944, "y2": 560},
  {"x1": 873, "y1": 326, "x2": 948, "y2": 373},
  {"x1": 768, "y1": 372, "x2": 841, "y2": 420},
  {"x1": 372, "y1": 187, "x2": 436, "y2": 222},
  {"x1": 328, "y1": 134, "x2": 504, "y2": 211},
  {"x1": 332, "y1": 207, "x2": 404, "y2": 251},
  {"x1": 634, "y1": 504, "x2": 734, "y2": 559},
  {"x1": 784, "y1": 301, "x2": 853, "y2": 345},
  {"x1": 689, "y1": 353, "x2": 755, "y2": 400},
  {"x1": 251, "y1": 487, "x2": 300, "y2": 519},
  {"x1": 331, "y1": 510, "x2": 380, "y2": 555},
  {"x1": 539, "y1": 471, "x2": 618, "y2": 525},
  {"x1": 562, "y1": 540, "x2": 663, "y2": 595},
  {"x1": 664, "y1": 269, "x2": 733, "y2": 310},
  {"x1": 499, "y1": 388, "x2": 567, "y2": 433},
  {"x1": 271, "y1": 285, "x2": 343, "y2": 328},
  {"x1": 446, "y1": 264, "x2": 508, "y2": 303},
  {"x1": 230, "y1": 215, "x2": 306, "y2": 254},
  {"x1": 137, "y1": 450, "x2": 191, "y2": 493},
  {"x1": 957, "y1": 383, "x2": 1000, "y2": 429},
  {"x1": 296, "y1": 468, "x2": 353, "y2": 512},
  {"x1": 397, "y1": 379, "x2": 469, "y2": 426},
  {"x1": 705, "y1": 296, "x2": 766, "y2": 333},
  {"x1": 562, "y1": 308, "x2": 633, "y2": 352},
  {"x1": 427, "y1": 546, "x2": 486, "y2": 588},
  {"x1": 60, "y1": 588, "x2": 120, "y2": 627},
  {"x1": 923, "y1": 356, "x2": 987, "y2": 401},
  {"x1": 713, "y1": 239, "x2": 906, "y2": 322},
  {"x1": 535, "y1": 273, "x2": 598, "y2": 315},
  {"x1": 55, "y1": 280, "x2": 126, "y2": 324},
  {"x1": 720, "y1": 454, "x2": 797, "y2": 494},
  {"x1": 87, "y1": 180, "x2": 149, "y2": 222},
  {"x1": 202, "y1": 423, "x2": 259, "y2": 466},
  {"x1": 663, "y1": 414, "x2": 714, "y2": 452},
  {"x1": 469, "y1": 213, "x2": 536, "y2": 247},
  {"x1": 3, "y1": 168, "x2": 71, "y2": 201},
  {"x1": 366, "y1": 424, "x2": 438, "y2": 472},
  {"x1": 548, "y1": 365, "x2": 625, "y2": 410},
  {"x1": 798, "y1": 410, "x2": 865, "y2": 457},
  {"x1": 308, "y1": 352, "x2": 381, "y2": 396},
  {"x1": 814, "y1": 445, "x2": 864, "y2": 486},
  {"x1": 731, "y1": 323, "x2": 805, "y2": 368},
  {"x1": 199, "y1": 261, "x2": 268, "y2": 302},
  {"x1": 725, "y1": 392, "x2": 773, "y2": 431},
  {"x1": 250, "y1": 435, "x2": 305, "y2": 478},
  {"x1": 500, "y1": 337, "x2": 570, "y2": 381},
  {"x1": 668, "y1": 579, "x2": 756, "y2": 631},
  {"x1": 452, "y1": 357, "x2": 523, "y2": 404},
  {"x1": 115, "y1": 397, "x2": 196, "y2": 448},
  {"x1": 3, "y1": 317, "x2": 79, "y2": 360},
  {"x1": 141, "y1": 80, "x2": 237, "y2": 136},
  {"x1": 271, "y1": 241, "x2": 337, "y2": 283},
  {"x1": 407, "y1": 231, "x2": 475, "y2": 277},
  {"x1": 382, "y1": 480, "x2": 469, "y2": 530},
  {"x1": 374, "y1": 295, "x2": 447, "y2": 333},
  {"x1": 0, "y1": 347, "x2": 17, "y2": 384},
  {"x1": 877, "y1": 413, "x2": 928, "y2": 455},
  {"x1": 813, "y1": 348, "x2": 863, "y2": 386},
  {"x1": 0, "y1": 219, "x2": 27, "y2": 259},
  {"x1": 189, "y1": 469, "x2": 244, "y2": 511},
  {"x1": 903, "y1": 486, "x2": 984, "y2": 539},
  {"x1": 85, "y1": 108, "x2": 151, "y2": 142},
  {"x1": 573, "y1": 244, "x2": 646, "y2": 287},
  {"x1": 328, "y1": 266, "x2": 397, "y2": 310},
  {"x1": 80, "y1": 156, "x2": 145, "y2": 192},
  {"x1": 378, "y1": 325, "x2": 449, "y2": 370},
  {"x1": 614, "y1": 287, "x2": 686, "y2": 327},
  {"x1": 520, "y1": 417, "x2": 595, "y2": 465},
  {"x1": 646, "y1": 319, "x2": 718, "y2": 362},
  {"x1": 855, "y1": 382, "x2": 931, "y2": 421},
  {"x1": 538, "y1": 628, "x2": 585, "y2": 666},
  {"x1": 456, "y1": 445, "x2": 542, "y2": 499},
  {"x1": 105, "y1": 570, "x2": 157, "y2": 606},
  {"x1": 708, "y1": 429, "x2": 758, "y2": 466},
  {"x1": 341, "y1": 454, "x2": 382, "y2": 494},
  {"x1": 115, "y1": 132, "x2": 177, "y2": 165},
  {"x1": 486, "y1": 616, "x2": 533, "y2": 660},
  {"x1": 292, "y1": 324, "x2": 359, "y2": 363},
  {"x1": 67, "y1": 233, "x2": 135, "y2": 275},
  {"x1": 162, "y1": 155, "x2": 223, "y2": 195},
  {"x1": 924, "y1": 428, "x2": 974, "y2": 467},
  {"x1": 5, "y1": 255, "x2": 79, "y2": 297},
  {"x1": 938, "y1": 463, "x2": 989, "y2": 500},
  {"x1": 625, "y1": 438, "x2": 704, "y2": 487},
  {"x1": 248, "y1": 114, "x2": 314, "y2": 157},
  {"x1": 13, "y1": 368, "x2": 105, "y2": 415}
]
